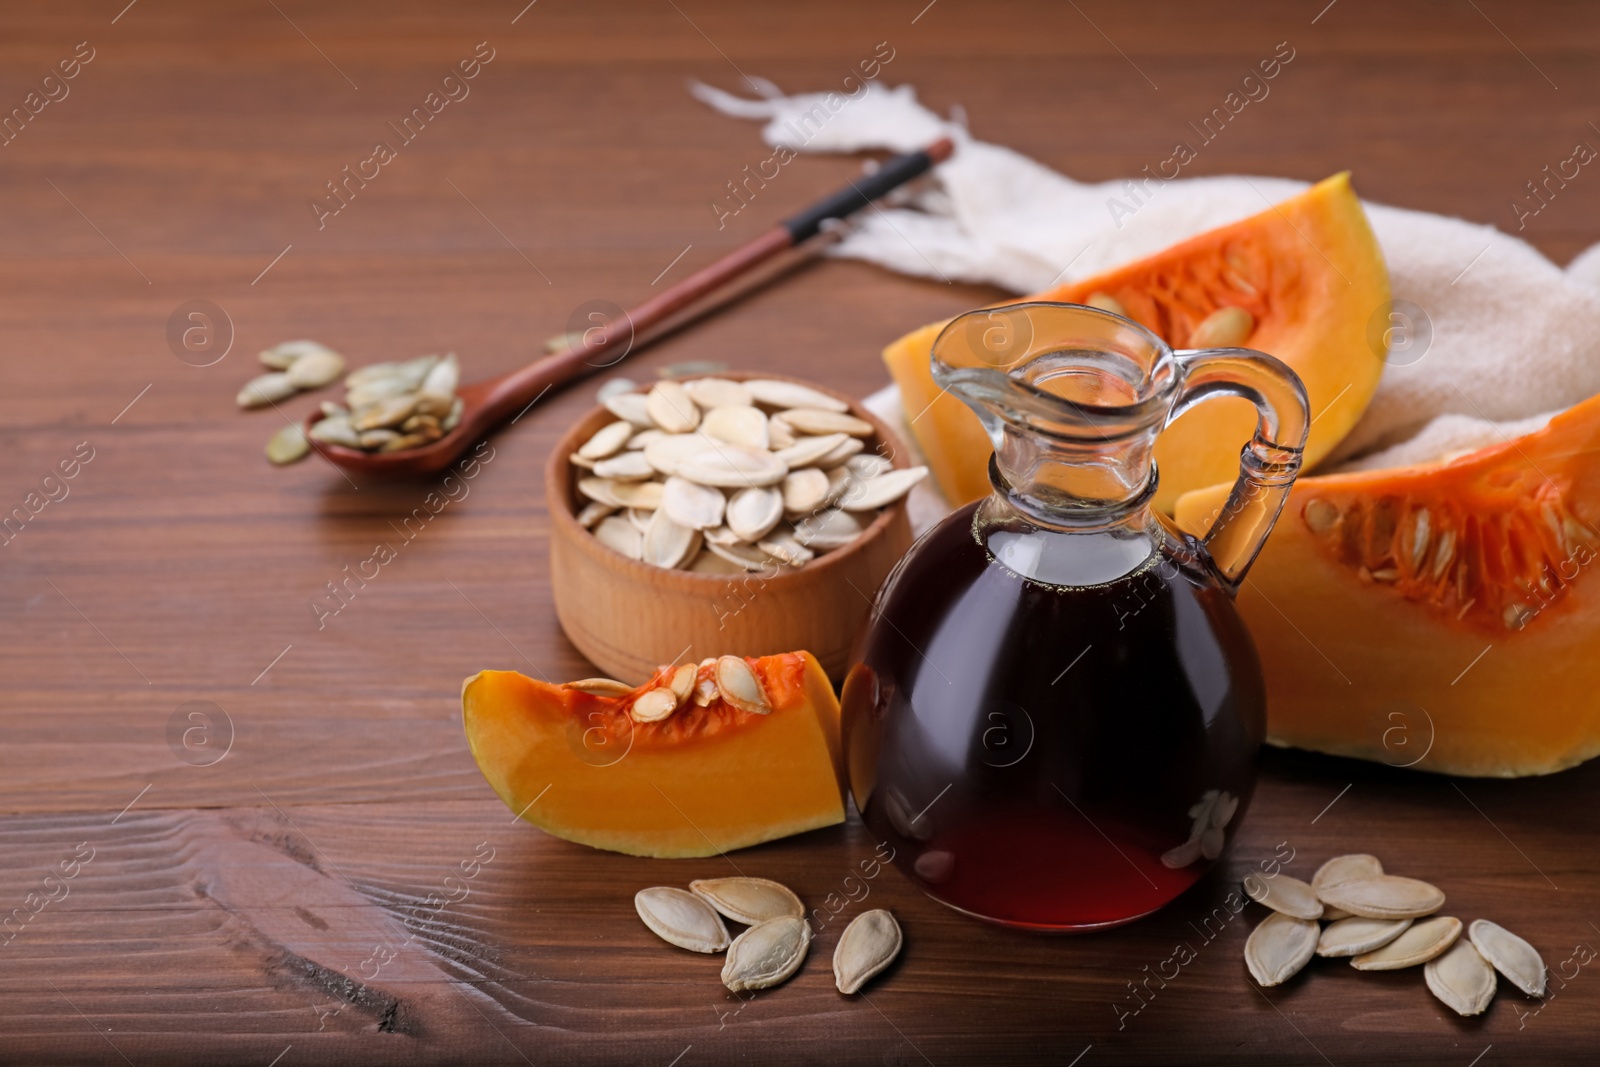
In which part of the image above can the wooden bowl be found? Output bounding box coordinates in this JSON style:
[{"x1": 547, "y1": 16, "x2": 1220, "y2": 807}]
[{"x1": 546, "y1": 373, "x2": 915, "y2": 684}]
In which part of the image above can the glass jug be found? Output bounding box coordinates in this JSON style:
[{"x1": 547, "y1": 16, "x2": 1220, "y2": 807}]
[{"x1": 841, "y1": 302, "x2": 1309, "y2": 931}]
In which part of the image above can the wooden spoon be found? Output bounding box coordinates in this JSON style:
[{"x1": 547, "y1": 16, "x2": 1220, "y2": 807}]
[{"x1": 304, "y1": 137, "x2": 955, "y2": 477}]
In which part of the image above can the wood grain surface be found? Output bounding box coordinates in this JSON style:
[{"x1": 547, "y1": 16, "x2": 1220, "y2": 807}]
[{"x1": 4, "y1": 1, "x2": 1600, "y2": 1063}]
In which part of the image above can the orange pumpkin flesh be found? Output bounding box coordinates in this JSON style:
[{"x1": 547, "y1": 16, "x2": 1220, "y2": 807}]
[
  {"x1": 883, "y1": 172, "x2": 1388, "y2": 513},
  {"x1": 1174, "y1": 392, "x2": 1600, "y2": 777},
  {"x1": 462, "y1": 652, "x2": 846, "y2": 856}
]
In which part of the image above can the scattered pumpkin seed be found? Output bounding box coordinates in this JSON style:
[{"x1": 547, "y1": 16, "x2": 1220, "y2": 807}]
[
  {"x1": 1350, "y1": 916, "x2": 1461, "y2": 971},
  {"x1": 236, "y1": 372, "x2": 296, "y2": 409},
  {"x1": 1425, "y1": 939, "x2": 1497, "y2": 1016},
  {"x1": 1312, "y1": 853, "x2": 1382, "y2": 893},
  {"x1": 1316, "y1": 916, "x2": 1412, "y2": 958},
  {"x1": 722, "y1": 917, "x2": 810, "y2": 992},
  {"x1": 1242, "y1": 872, "x2": 1323, "y2": 921},
  {"x1": 285, "y1": 349, "x2": 346, "y2": 389},
  {"x1": 1245, "y1": 912, "x2": 1319, "y2": 987},
  {"x1": 265, "y1": 423, "x2": 310, "y2": 465},
  {"x1": 744, "y1": 379, "x2": 849, "y2": 412},
  {"x1": 1468, "y1": 919, "x2": 1546, "y2": 996},
  {"x1": 689, "y1": 877, "x2": 804, "y2": 925},
  {"x1": 834, "y1": 909, "x2": 903, "y2": 995},
  {"x1": 1318, "y1": 875, "x2": 1446, "y2": 920},
  {"x1": 635, "y1": 887, "x2": 730, "y2": 953}
]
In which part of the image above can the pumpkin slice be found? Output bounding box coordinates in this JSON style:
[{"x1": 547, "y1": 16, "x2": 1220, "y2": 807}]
[
  {"x1": 1174, "y1": 392, "x2": 1600, "y2": 777},
  {"x1": 883, "y1": 172, "x2": 1388, "y2": 513},
  {"x1": 462, "y1": 651, "x2": 846, "y2": 856}
]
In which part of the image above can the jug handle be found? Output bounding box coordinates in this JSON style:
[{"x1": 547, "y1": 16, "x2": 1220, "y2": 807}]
[{"x1": 1168, "y1": 347, "x2": 1310, "y2": 587}]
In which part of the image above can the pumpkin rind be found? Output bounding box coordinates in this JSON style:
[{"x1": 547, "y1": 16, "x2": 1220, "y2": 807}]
[
  {"x1": 882, "y1": 172, "x2": 1389, "y2": 513},
  {"x1": 1173, "y1": 391, "x2": 1600, "y2": 777},
  {"x1": 462, "y1": 652, "x2": 847, "y2": 856}
]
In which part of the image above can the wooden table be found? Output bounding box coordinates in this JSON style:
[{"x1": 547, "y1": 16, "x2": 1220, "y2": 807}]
[{"x1": 4, "y1": 1, "x2": 1599, "y2": 1062}]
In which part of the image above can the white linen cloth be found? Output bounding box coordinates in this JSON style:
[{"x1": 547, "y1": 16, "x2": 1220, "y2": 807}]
[{"x1": 692, "y1": 78, "x2": 1600, "y2": 473}]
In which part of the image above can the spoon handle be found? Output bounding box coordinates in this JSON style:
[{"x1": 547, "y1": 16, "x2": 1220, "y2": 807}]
[{"x1": 477, "y1": 137, "x2": 957, "y2": 426}]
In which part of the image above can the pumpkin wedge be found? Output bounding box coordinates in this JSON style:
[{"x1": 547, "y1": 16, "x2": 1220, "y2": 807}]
[
  {"x1": 462, "y1": 652, "x2": 846, "y2": 856},
  {"x1": 884, "y1": 172, "x2": 1389, "y2": 513},
  {"x1": 1174, "y1": 392, "x2": 1600, "y2": 777}
]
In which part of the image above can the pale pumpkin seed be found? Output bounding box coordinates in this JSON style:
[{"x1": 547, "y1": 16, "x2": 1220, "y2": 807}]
[
  {"x1": 779, "y1": 408, "x2": 875, "y2": 438},
  {"x1": 1424, "y1": 939, "x2": 1497, "y2": 1016},
  {"x1": 1350, "y1": 915, "x2": 1461, "y2": 970},
  {"x1": 1318, "y1": 875, "x2": 1445, "y2": 920},
  {"x1": 358, "y1": 429, "x2": 400, "y2": 449},
  {"x1": 701, "y1": 405, "x2": 769, "y2": 449},
  {"x1": 834, "y1": 909, "x2": 902, "y2": 995},
  {"x1": 563, "y1": 677, "x2": 633, "y2": 697},
  {"x1": 569, "y1": 452, "x2": 597, "y2": 470},
  {"x1": 237, "y1": 372, "x2": 296, "y2": 409},
  {"x1": 744, "y1": 379, "x2": 849, "y2": 412},
  {"x1": 286, "y1": 349, "x2": 346, "y2": 390},
  {"x1": 643, "y1": 433, "x2": 719, "y2": 476},
  {"x1": 725, "y1": 487, "x2": 784, "y2": 543},
  {"x1": 351, "y1": 394, "x2": 418, "y2": 431},
  {"x1": 676, "y1": 446, "x2": 788, "y2": 488},
  {"x1": 1084, "y1": 291, "x2": 1126, "y2": 317},
  {"x1": 611, "y1": 480, "x2": 665, "y2": 511},
  {"x1": 757, "y1": 529, "x2": 815, "y2": 567},
  {"x1": 382, "y1": 431, "x2": 434, "y2": 453},
  {"x1": 1312, "y1": 853, "x2": 1382, "y2": 892},
  {"x1": 1468, "y1": 919, "x2": 1546, "y2": 996},
  {"x1": 716, "y1": 655, "x2": 770, "y2": 714},
  {"x1": 840, "y1": 466, "x2": 929, "y2": 511},
  {"x1": 774, "y1": 433, "x2": 849, "y2": 469},
  {"x1": 767, "y1": 417, "x2": 796, "y2": 450},
  {"x1": 629, "y1": 686, "x2": 681, "y2": 723},
  {"x1": 578, "y1": 420, "x2": 634, "y2": 460},
  {"x1": 308, "y1": 416, "x2": 362, "y2": 448},
  {"x1": 1189, "y1": 306, "x2": 1255, "y2": 348},
  {"x1": 627, "y1": 427, "x2": 668, "y2": 451},
  {"x1": 441, "y1": 396, "x2": 465, "y2": 432},
  {"x1": 647, "y1": 380, "x2": 700, "y2": 433},
  {"x1": 722, "y1": 916, "x2": 810, "y2": 992},
  {"x1": 662, "y1": 477, "x2": 726, "y2": 531},
  {"x1": 642, "y1": 509, "x2": 699, "y2": 569},
  {"x1": 690, "y1": 877, "x2": 805, "y2": 925},
  {"x1": 1302, "y1": 498, "x2": 1339, "y2": 534},
  {"x1": 846, "y1": 453, "x2": 893, "y2": 480},
  {"x1": 815, "y1": 436, "x2": 864, "y2": 468},
  {"x1": 417, "y1": 354, "x2": 459, "y2": 400},
  {"x1": 260, "y1": 339, "x2": 334, "y2": 370},
  {"x1": 1316, "y1": 916, "x2": 1412, "y2": 958},
  {"x1": 265, "y1": 423, "x2": 311, "y2": 465},
  {"x1": 691, "y1": 667, "x2": 721, "y2": 701},
  {"x1": 703, "y1": 525, "x2": 744, "y2": 547},
  {"x1": 782, "y1": 468, "x2": 831, "y2": 515},
  {"x1": 1242, "y1": 872, "x2": 1323, "y2": 921},
  {"x1": 1245, "y1": 912, "x2": 1319, "y2": 987},
  {"x1": 577, "y1": 477, "x2": 624, "y2": 508},
  {"x1": 604, "y1": 391, "x2": 654, "y2": 427},
  {"x1": 635, "y1": 886, "x2": 730, "y2": 953},
  {"x1": 793, "y1": 508, "x2": 866, "y2": 550},
  {"x1": 667, "y1": 663, "x2": 697, "y2": 703},
  {"x1": 592, "y1": 514, "x2": 643, "y2": 560},
  {"x1": 684, "y1": 377, "x2": 752, "y2": 409},
  {"x1": 593, "y1": 451, "x2": 656, "y2": 481}
]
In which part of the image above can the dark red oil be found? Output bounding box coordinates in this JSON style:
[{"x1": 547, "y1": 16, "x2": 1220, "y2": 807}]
[{"x1": 841, "y1": 501, "x2": 1266, "y2": 931}]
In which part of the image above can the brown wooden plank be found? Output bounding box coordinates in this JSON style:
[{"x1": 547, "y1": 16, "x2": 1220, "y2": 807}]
[{"x1": 4, "y1": 0, "x2": 1600, "y2": 1061}]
